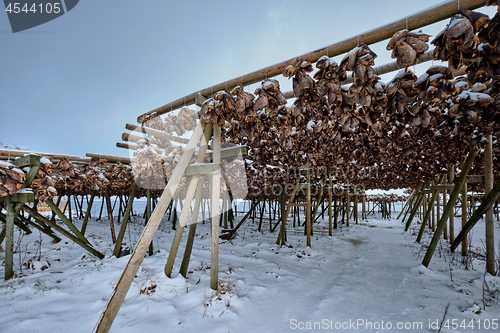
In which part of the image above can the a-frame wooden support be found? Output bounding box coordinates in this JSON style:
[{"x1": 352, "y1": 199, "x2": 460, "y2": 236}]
[{"x1": 94, "y1": 120, "x2": 222, "y2": 333}]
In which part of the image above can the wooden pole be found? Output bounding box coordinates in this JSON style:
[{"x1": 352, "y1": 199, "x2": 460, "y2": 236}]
[
  {"x1": 328, "y1": 178, "x2": 333, "y2": 236},
  {"x1": 416, "y1": 188, "x2": 439, "y2": 243},
  {"x1": 94, "y1": 121, "x2": 205, "y2": 333},
  {"x1": 451, "y1": 179, "x2": 500, "y2": 252},
  {"x1": 81, "y1": 190, "x2": 96, "y2": 236},
  {"x1": 279, "y1": 185, "x2": 286, "y2": 245},
  {"x1": 362, "y1": 193, "x2": 366, "y2": 220},
  {"x1": 484, "y1": 134, "x2": 495, "y2": 275},
  {"x1": 179, "y1": 180, "x2": 204, "y2": 278},
  {"x1": 137, "y1": 0, "x2": 487, "y2": 123},
  {"x1": 146, "y1": 189, "x2": 153, "y2": 256},
  {"x1": 306, "y1": 173, "x2": 312, "y2": 247},
  {"x1": 422, "y1": 148, "x2": 477, "y2": 268},
  {"x1": 461, "y1": 182, "x2": 468, "y2": 256},
  {"x1": 346, "y1": 192, "x2": 350, "y2": 227},
  {"x1": 105, "y1": 195, "x2": 117, "y2": 244},
  {"x1": 210, "y1": 124, "x2": 221, "y2": 290},
  {"x1": 448, "y1": 166, "x2": 455, "y2": 243},
  {"x1": 4, "y1": 196, "x2": 15, "y2": 280},
  {"x1": 113, "y1": 184, "x2": 137, "y2": 257}
]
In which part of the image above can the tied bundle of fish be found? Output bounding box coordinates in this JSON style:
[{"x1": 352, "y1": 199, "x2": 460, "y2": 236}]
[
  {"x1": 0, "y1": 161, "x2": 26, "y2": 197},
  {"x1": 31, "y1": 158, "x2": 57, "y2": 201},
  {"x1": 432, "y1": 9, "x2": 490, "y2": 70},
  {"x1": 468, "y1": 8, "x2": 500, "y2": 84},
  {"x1": 53, "y1": 158, "x2": 84, "y2": 192},
  {"x1": 387, "y1": 29, "x2": 430, "y2": 68},
  {"x1": 132, "y1": 139, "x2": 166, "y2": 189}
]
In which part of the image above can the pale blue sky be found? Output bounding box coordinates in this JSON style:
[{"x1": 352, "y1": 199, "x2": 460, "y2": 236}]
[{"x1": 0, "y1": 1, "x2": 496, "y2": 157}]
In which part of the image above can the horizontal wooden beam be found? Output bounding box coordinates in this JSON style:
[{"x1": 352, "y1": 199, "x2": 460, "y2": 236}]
[
  {"x1": 286, "y1": 203, "x2": 308, "y2": 207},
  {"x1": 137, "y1": 0, "x2": 487, "y2": 123},
  {"x1": 125, "y1": 124, "x2": 190, "y2": 145},
  {"x1": 0, "y1": 192, "x2": 34, "y2": 203},
  {"x1": 297, "y1": 183, "x2": 311, "y2": 190},
  {"x1": 185, "y1": 163, "x2": 220, "y2": 176},
  {"x1": 208, "y1": 146, "x2": 248, "y2": 159},
  {"x1": 431, "y1": 184, "x2": 455, "y2": 191},
  {"x1": 0, "y1": 149, "x2": 90, "y2": 163},
  {"x1": 85, "y1": 153, "x2": 131, "y2": 164},
  {"x1": 116, "y1": 142, "x2": 137, "y2": 150},
  {"x1": 12, "y1": 154, "x2": 40, "y2": 168},
  {"x1": 466, "y1": 175, "x2": 484, "y2": 183}
]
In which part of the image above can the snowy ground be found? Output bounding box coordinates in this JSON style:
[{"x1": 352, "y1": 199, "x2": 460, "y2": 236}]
[{"x1": 1, "y1": 201, "x2": 499, "y2": 333}]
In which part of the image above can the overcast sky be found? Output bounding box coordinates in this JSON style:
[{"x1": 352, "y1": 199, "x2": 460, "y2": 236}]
[{"x1": 0, "y1": 0, "x2": 497, "y2": 158}]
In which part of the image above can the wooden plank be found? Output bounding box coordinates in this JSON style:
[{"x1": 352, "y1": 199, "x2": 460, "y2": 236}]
[
  {"x1": 328, "y1": 178, "x2": 333, "y2": 235},
  {"x1": 208, "y1": 145, "x2": 248, "y2": 159},
  {"x1": 185, "y1": 163, "x2": 220, "y2": 176},
  {"x1": 299, "y1": 169, "x2": 312, "y2": 176},
  {"x1": 286, "y1": 203, "x2": 308, "y2": 207},
  {"x1": 465, "y1": 175, "x2": 484, "y2": 183},
  {"x1": 113, "y1": 184, "x2": 137, "y2": 257},
  {"x1": 105, "y1": 196, "x2": 117, "y2": 244},
  {"x1": 0, "y1": 192, "x2": 34, "y2": 203},
  {"x1": 431, "y1": 184, "x2": 455, "y2": 191},
  {"x1": 22, "y1": 204, "x2": 104, "y2": 259},
  {"x1": 137, "y1": 0, "x2": 487, "y2": 123},
  {"x1": 95, "y1": 121, "x2": 205, "y2": 333},
  {"x1": 12, "y1": 154, "x2": 40, "y2": 168},
  {"x1": 422, "y1": 148, "x2": 477, "y2": 268},
  {"x1": 297, "y1": 183, "x2": 311, "y2": 190}
]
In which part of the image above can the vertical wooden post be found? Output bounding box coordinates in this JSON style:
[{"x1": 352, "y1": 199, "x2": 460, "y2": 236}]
[
  {"x1": 147, "y1": 189, "x2": 154, "y2": 256},
  {"x1": 346, "y1": 192, "x2": 350, "y2": 227},
  {"x1": 279, "y1": 185, "x2": 286, "y2": 245},
  {"x1": 354, "y1": 194, "x2": 359, "y2": 224},
  {"x1": 422, "y1": 148, "x2": 477, "y2": 268},
  {"x1": 180, "y1": 180, "x2": 204, "y2": 278},
  {"x1": 81, "y1": 189, "x2": 96, "y2": 236},
  {"x1": 211, "y1": 124, "x2": 221, "y2": 290},
  {"x1": 67, "y1": 189, "x2": 72, "y2": 223},
  {"x1": 328, "y1": 178, "x2": 333, "y2": 236},
  {"x1": 106, "y1": 195, "x2": 117, "y2": 244},
  {"x1": 461, "y1": 182, "x2": 468, "y2": 256},
  {"x1": 448, "y1": 166, "x2": 455, "y2": 243},
  {"x1": 4, "y1": 196, "x2": 15, "y2": 280},
  {"x1": 484, "y1": 134, "x2": 495, "y2": 275},
  {"x1": 334, "y1": 193, "x2": 340, "y2": 229},
  {"x1": 306, "y1": 172, "x2": 311, "y2": 247},
  {"x1": 431, "y1": 189, "x2": 435, "y2": 231},
  {"x1": 362, "y1": 193, "x2": 366, "y2": 220},
  {"x1": 113, "y1": 184, "x2": 137, "y2": 257}
]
